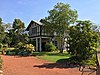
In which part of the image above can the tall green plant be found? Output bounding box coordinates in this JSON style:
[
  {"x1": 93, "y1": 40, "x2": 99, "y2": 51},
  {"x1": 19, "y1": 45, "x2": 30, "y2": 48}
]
[
  {"x1": 9, "y1": 19, "x2": 27, "y2": 46},
  {"x1": 68, "y1": 20, "x2": 99, "y2": 61},
  {"x1": 45, "y1": 42, "x2": 56, "y2": 51},
  {"x1": 0, "y1": 18, "x2": 5, "y2": 43}
]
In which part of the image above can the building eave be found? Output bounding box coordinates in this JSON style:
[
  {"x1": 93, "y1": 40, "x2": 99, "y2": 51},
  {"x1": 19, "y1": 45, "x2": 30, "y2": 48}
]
[{"x1": 26, "y1": 20, "x2": 43, "y2": 31}]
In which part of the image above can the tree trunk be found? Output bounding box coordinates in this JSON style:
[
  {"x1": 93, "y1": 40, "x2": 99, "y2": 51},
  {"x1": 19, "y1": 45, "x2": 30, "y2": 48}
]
[
  {"x1": 96, "y1": 65, "x2": 100, "y2": 75},
  {"x1": 60, "y1": 37, "x2": 64, "y2": 53},
  {"x1": 96, "y1": 51, "x2": 100, "y2": 75}
]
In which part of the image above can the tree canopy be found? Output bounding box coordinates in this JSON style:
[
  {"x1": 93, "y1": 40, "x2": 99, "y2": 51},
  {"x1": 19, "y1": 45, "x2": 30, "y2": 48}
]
[
  {"x1": 13, "y1": 19, "x2": 25, "y2": 30},
  {"x1": 0, "y1": 18, "x2": 5, "y2": 43},
  {"x1": 68, "y1": 20, "x2": 99, "y2": 62},
  {"x1": 7, "y1": 19, "x2": 28, "y2": 47},
  {"x1": 41, "y1": 2, "x2": 78, "y2": 35}
]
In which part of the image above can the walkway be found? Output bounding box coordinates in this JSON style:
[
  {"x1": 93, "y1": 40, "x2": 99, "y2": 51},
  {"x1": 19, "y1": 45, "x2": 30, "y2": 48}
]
[{"x1": 1, "y1": 55, "x2": 95, "y2": 75}]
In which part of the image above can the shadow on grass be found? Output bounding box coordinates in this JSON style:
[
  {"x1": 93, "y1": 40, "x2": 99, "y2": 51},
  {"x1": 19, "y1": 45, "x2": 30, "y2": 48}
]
[{"x1": 34, "y1": 56, "x2": 80, "y2": 69}]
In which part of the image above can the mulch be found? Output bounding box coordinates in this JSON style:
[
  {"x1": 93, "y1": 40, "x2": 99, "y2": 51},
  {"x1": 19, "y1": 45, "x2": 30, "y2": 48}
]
[{"x1": 1, "y1": 55, "x2": 96, "y2": 75}]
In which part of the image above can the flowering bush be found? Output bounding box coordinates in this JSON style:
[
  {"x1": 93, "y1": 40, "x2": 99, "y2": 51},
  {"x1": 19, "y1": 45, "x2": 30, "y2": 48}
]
[{"x1": 24, "y1": 44, "x2": 35, "y2": 53}]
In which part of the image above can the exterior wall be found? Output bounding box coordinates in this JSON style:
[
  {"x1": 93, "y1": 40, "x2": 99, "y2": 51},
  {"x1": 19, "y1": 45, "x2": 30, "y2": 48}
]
[{"x1": 29, "y1": 23, "x2": 41, "y2": 37}]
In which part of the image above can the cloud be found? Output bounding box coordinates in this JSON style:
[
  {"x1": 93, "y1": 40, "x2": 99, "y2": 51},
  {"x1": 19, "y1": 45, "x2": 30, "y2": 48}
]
[
  {"x1": 17, "y1": 0, "x2": 28, "y2": 5},
  {"x1": 17, "y1": 0, "x2": 33, "y2": 5}
]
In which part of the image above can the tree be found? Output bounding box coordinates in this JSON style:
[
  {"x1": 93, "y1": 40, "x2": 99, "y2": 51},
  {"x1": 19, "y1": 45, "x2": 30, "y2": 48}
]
[
  {"x1": 1, "y1": 23, "x2": 12, "y2": 46},
  {"x1": 10, "y1": 19, "x2": 26, "y2": 46},
  {"x1": 41, "y1": 2, "x2": 78, "y2": 52},
  {"x1": 2, "y1": 32, "x2": 12, "y2": 46},
  {"x1": 2, "y1": 23, "x2": 12, "y2": 32},
  {"x1": 13, "y1": 19, "x2": 25, "y2": 30},
  {"x1": 68, "y1": 20, "x2": 99, "y2": 62},
  {"x1": 0, "y1": 18, "x2": 5, "y2": 43}
]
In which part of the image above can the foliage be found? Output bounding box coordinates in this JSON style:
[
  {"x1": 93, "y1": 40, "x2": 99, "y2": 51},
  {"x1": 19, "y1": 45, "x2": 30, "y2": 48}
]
[
  {"x1": 17, "y1": 43, "x2": 35, "y2": 54},
  {"x1": 41, "y1": 2, "x2": 78, "y2": 51},
  {"x1": 17, "y1": 42, "x2": 24, "y2": 49},
  {"x1": 2, "y1": 32, "x2": 12, "y2": 45},
  {"x1": 9, "y1": 18, "x2": 27, "y2": 47},
  {"x1": 0, "y1": 43, "x2": 3, "y2": 49},
  {"x1": 41, "y1": 2, "x2": 78, "y2": 34},
  {"x1": 28, "y1": 40, "x2": 36, "y2": 46},
  {"x1": 68, "y1": 20, "x2": 99, "y2": 62},
  {"x1": 0, "y1": 18, "x2": 5, "y2": 43},
  {"x1": 0, "y1": 18, "x2": 12, "y2": 45},
  {"x1": 6, "y1": 44, "x2": 35, "y2": 56},
  {"x1": 0, "y1": 18, "x2": 26, "y2": 47},
  {"x1": 0, "y1": 18, "x2": 4, "y2": 32},
  {"x1": 13, "y1": 19, "x2": 25, "y2": 30},
  {"x1": 1, "y1": 23, "x2": 12, "y2": 45},
  {"x1": 24, "y1": 44, "x2": 35, "y2": 52},
  {"x1": 45, "y1": 42, "x2": 56, "y2": 51},
  {"x1": 2, "y1": 23, "x2": 12, "y2": 32}
]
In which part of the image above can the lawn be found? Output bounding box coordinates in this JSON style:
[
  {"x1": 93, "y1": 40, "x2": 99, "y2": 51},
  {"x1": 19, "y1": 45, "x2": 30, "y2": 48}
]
[{"x1": 32, "y1": 52, "x2": 71, "y2": 62}]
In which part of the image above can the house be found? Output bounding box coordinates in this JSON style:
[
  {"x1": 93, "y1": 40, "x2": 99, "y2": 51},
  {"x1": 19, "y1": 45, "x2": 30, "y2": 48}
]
[{"x1": 26, "y1": 20, "x2": 59, "y2": 52}]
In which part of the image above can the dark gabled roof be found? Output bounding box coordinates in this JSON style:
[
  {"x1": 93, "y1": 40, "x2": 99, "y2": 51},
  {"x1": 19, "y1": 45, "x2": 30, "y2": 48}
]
[{"x1": 26, "y1": 20, "x2": 42, "y2": 31}]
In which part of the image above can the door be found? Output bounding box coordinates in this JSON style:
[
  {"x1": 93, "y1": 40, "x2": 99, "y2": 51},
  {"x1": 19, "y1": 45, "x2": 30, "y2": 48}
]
[{"x1": 42, "y1": 42, "x2": 46, "y2": 51}]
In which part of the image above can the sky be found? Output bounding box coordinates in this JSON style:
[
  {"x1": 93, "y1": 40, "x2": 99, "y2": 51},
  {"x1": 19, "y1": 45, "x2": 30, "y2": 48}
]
[{"x1": 0, "y1": 0, "x2": 100, "y2": 27}]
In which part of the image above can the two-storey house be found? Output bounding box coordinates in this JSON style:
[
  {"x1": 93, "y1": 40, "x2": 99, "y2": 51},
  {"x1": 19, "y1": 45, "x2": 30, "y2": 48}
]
[{"x1": 26, "y1": 20, "x2": 58, "y2": 52}]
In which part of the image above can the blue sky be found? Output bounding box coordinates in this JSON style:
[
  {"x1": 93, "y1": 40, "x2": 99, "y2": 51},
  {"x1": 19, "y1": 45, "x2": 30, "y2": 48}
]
[{"x1": 0, "y1": 0, "x2": 100, "y2": 27}]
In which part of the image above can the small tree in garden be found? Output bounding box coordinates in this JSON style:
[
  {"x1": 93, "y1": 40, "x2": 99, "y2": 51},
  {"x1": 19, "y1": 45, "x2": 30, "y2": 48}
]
[
  {"x1": 68, "y1": 20, "x2": 99, "y2": 63},
  {"x1": 45, "y1": 42, "x2": 56, "y2": 51},
  {"x1": 17, "y1": 42, "x2": 24, "y2": 49}
]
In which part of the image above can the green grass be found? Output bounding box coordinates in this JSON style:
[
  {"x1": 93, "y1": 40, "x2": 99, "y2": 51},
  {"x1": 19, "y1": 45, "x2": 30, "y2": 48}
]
[{"x1": 32, "y1": 52, "x2": 71, "y2": 62}]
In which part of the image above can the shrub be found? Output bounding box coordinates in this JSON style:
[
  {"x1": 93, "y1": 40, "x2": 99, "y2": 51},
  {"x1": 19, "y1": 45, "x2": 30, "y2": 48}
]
[
  {"x1": 0, "y1": 43, "x2": 3, "y2": 50},
  {"x1": 24, "y1": 44, "x2": 35, "y2": 53},
  {"x1": 45, "y1": 42, "x2": 56, "y2": 51},
  {"x1": 17, "y1": 51, "x2": 28, "y2": 56},
  {"x1": 6, "y1": 49, "x2": 20, "y2": 55},
  {"x1": 68, "y1": 21, "x2": 99, "y2": 62},
  {"x1": 17, "y1": 42, "x2": 24, "y2": 49}
]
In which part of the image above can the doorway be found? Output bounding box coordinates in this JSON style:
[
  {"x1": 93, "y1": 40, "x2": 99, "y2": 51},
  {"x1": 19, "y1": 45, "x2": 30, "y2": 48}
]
[{"x1": 42, "y1": 42, "x2": 46, "y2": 51}]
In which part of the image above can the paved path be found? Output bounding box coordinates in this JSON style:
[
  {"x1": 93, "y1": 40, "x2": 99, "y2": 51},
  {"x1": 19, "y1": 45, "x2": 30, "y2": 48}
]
[{"x1": 1, "y1": 55, "x2": 95, "y2": 75}]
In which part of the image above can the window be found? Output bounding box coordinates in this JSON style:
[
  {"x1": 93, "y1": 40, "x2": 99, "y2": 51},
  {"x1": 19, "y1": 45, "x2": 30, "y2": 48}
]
[{"x1": 32, "y1": 27, "x2": 37, "y2": 36}]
